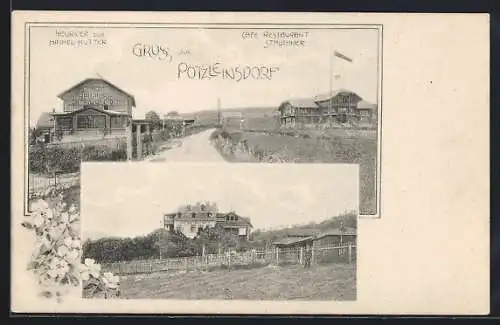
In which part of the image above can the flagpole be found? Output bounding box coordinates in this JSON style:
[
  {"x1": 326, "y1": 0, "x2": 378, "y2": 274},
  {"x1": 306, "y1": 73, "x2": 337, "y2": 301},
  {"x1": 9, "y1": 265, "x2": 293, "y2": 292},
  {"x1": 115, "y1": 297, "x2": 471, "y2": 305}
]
[{"x1": 329, "y1": 45, "x2": 333, "y2": 121}]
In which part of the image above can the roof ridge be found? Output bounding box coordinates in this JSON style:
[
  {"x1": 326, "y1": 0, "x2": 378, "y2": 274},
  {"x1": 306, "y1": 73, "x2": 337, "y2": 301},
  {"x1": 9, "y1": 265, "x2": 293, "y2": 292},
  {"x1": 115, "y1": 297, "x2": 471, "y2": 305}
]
[{"x1": 57, "y1": 77, "x2": 136, "y2": 107}]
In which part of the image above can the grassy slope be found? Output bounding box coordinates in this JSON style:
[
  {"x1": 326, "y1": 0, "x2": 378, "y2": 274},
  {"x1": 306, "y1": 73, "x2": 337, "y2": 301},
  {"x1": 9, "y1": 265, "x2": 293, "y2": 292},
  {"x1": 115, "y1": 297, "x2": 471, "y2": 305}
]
[
  {"x1": 118, "y1": 263, "x2": 356, "y2": 301},
  {"x1": 218, "y1": 130, "x2": 377, "y2": 215}
]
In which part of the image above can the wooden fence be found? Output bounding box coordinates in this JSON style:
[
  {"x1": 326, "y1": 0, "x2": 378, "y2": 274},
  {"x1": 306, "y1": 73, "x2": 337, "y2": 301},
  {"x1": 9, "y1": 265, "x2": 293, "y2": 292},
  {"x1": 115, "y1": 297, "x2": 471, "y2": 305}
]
[
  {"x1": 42, "y1": 137, "x2": 127, "y2": 150},
  {"x1": 101, "y1": 243, "x2": 356, "y2": 276},
  {"x1": 28, "y1": 172, "x2": 80, "y2": 199}
]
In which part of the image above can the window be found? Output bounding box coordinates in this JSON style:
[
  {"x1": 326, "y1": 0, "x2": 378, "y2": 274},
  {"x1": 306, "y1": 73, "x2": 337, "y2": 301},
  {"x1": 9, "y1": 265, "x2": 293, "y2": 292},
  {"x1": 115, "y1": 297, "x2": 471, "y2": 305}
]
[
  {"x1": 175, "y1": 226, "x2": 182, "y2": 232},
  {"x1": 76, "y1": 115, "x2": 106, "y2": 129},
  {"x1": 191, "y1": 225, "x2": 197, "y2": 232},
  {"x1": 192, "y1": 212, "x2": 196, "y2": 218},
  {"x1": 77, "y1": 116, "x2": 91, "y2": 129},
  {"x1": 94, "y1": 116, "x2": 106, "y2": 128},
  {"x1": 58, "y1": 117, "x2": 73, "y2": 130},
  {"x1": 104, "y1": 105, "x2": 109, "y2": 110}
]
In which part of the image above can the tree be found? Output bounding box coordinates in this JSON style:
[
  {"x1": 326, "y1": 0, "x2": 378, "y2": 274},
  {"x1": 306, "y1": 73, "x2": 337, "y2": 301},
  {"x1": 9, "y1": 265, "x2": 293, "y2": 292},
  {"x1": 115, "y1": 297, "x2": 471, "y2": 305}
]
[
  {"x1": 145, "y1": 110, "x2": 161, "y2": 128},
  {"x1": 193, "y1": 224, "x2": 241, "y2": 254},
  {"x1": 150, "y1": 228, "x2": 199, "y2": 258},
  {"x1": 166, "y1": 111, "x2": 180, "y2": 117},
  {"x1": 145, "y1": 110, "x2": 161, "y2": 121}
]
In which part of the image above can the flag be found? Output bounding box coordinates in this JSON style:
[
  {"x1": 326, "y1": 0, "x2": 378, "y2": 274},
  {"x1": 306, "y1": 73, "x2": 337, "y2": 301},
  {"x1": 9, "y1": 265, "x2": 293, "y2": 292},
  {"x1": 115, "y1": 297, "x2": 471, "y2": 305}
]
[{"x1": 334, "y1": 51, "x2": 353, "y2": 63}]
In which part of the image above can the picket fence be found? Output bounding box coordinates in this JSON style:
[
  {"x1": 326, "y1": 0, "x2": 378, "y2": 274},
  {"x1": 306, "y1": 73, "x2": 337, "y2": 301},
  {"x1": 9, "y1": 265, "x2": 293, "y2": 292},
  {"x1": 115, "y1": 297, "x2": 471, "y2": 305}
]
[{"x1": 101, "y1": 243, "x2": 356, "y2": 276}]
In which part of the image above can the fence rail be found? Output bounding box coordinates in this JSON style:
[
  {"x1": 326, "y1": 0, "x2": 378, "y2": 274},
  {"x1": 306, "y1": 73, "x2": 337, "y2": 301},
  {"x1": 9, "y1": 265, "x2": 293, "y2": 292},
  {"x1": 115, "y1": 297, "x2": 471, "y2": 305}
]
[
  {"x1": 101, "y1": 243, "x2": 356, "y2": 276},
  {"x1": 28, "y1": 172, "x2": 81, "y2": 199},
  {"x1": 38, "y1": 136, "x2": 127, "y2": 150}
]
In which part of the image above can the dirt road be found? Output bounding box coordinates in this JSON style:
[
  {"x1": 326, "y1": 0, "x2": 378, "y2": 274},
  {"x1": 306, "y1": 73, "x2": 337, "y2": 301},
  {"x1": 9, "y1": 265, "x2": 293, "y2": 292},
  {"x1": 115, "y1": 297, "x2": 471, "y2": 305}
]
[{"x1": 147, "y1": 129, "x2": 226, "y2": 162}]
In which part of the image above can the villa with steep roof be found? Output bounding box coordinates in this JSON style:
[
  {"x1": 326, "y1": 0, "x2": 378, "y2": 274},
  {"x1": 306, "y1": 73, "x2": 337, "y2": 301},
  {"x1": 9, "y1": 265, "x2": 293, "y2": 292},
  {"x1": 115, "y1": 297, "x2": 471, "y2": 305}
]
[{"x1": 162, "y1": 201, "x2": 253, "y2": 239}]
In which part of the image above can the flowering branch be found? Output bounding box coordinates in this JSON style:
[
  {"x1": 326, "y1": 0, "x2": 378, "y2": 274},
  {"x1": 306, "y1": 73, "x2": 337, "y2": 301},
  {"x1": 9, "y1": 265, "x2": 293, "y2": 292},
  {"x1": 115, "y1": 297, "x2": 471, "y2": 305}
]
[{"x1": 23, "y1": 187, "x2": 120, "y2": 302}]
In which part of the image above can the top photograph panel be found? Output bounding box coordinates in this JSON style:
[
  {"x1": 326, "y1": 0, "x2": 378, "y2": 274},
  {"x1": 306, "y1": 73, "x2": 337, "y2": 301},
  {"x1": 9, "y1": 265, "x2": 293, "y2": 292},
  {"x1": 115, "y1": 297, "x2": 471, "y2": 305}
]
[{"x1": 25, "y1": 23, "x2": 382, "y2": 217}]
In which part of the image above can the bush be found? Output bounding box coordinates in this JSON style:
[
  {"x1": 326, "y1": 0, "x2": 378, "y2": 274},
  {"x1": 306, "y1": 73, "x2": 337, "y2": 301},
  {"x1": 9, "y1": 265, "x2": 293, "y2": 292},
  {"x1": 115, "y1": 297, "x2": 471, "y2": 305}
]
[{"x1": 29, "y1": 144, "x2": 127, "y2": 174}]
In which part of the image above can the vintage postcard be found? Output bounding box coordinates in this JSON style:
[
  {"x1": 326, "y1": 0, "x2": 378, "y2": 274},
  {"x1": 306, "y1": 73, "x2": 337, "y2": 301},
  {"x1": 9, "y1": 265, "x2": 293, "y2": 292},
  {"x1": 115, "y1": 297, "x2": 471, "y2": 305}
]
[{"x1": 12, "y1": 12, "x2": 489, "y2": 315}]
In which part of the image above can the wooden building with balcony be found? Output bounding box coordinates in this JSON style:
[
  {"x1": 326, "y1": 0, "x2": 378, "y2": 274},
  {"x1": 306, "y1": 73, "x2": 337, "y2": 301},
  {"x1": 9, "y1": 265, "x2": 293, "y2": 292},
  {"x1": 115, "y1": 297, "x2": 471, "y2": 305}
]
[
  {"x1": 278, "y1": 89, "x2": 377, "y2": 128},
  {"x1": 51, "y1": 77, "x2": 136, "y2": 142}
]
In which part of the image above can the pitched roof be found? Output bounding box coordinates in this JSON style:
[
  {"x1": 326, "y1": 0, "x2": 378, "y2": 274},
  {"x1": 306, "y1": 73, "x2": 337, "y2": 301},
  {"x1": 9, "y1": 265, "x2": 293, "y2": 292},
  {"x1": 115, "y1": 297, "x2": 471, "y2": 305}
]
[
  {"x1": 314, "y1": 227, "x2": 357, "y2": 240},
  {"x1": 164, "y1": 210, "x2": 253, "y2": 228},
  {"x1": 281, "y1": 89, "x2": 366, "y2": 109},
  {"x1": 356, "y1": 100, "x2": 377, "y2": 110},
  {"x1": 272, "y1": 236, "x2": 313, "y2": 246},
  {"x1": 286, "y1": 98, "x2": 319, "y2": 108},
  {"x1": 220, "y1": 212, "x2": 253, "y2": 228},
  {"x1": 313, "y1": 89, "x2": 362, "y2": 102},
  {"x1": 36, "y1": 112, "x2": 54, "y2": 129},
  {"x1": 52, "y1": 106, "x2": 129, "y2": 117},
  {"x1": 57, "y1": 77, "x2": 136, "y2": 107}
]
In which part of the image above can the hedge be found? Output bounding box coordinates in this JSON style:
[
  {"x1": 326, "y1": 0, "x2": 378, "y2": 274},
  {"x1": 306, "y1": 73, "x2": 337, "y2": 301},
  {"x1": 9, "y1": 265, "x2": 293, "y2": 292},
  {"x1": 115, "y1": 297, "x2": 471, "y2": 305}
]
[{"x1": 29, "y1": 144, "x2": 127, "y2": 174}]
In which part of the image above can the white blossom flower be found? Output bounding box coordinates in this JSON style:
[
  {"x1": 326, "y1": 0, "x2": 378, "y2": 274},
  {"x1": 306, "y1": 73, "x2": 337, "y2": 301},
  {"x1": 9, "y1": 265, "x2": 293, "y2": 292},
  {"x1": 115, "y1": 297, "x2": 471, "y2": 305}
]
[
  {"x1": 65, "y1": 249, "x2": 80, "y2": 263},
  {"x1": 32, "y1": 214, "x2": 45, "y2": 228},
  {"x1": 47, "y1": 257, "x2": 70, "y2": 279},
  {"x1": 30, "y1": 199, "x2": 49, "y2": 212},
  {"x1": 81, "y1": 258, "x2": 101, "y2": 281},
  {"x1": 63, "y1": 237, "x2": 73, "y2": 247},
  {"x1": 56, "y1": 245, "x2": 70, "y2": 257},
  {"x1": 101, "y1": 272, "x2": 119, "y2": 289}
]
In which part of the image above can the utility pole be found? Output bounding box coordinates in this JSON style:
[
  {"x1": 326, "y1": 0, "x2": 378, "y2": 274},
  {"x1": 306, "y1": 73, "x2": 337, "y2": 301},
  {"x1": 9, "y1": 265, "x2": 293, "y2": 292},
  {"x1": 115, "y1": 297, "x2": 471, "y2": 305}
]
[
  {"x1": 329, "y1": 45, "x2": 333, "y2": 122},
  {"x1": 217, "y1": 97, "x2": 222, "y2": 126}
]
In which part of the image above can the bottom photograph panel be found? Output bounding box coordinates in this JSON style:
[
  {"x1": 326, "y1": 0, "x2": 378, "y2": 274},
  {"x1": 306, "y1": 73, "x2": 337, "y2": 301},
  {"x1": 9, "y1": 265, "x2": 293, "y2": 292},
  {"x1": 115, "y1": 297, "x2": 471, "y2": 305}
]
[{"x1": 80, "y1": 162, "x2": 359, "y2": 301}]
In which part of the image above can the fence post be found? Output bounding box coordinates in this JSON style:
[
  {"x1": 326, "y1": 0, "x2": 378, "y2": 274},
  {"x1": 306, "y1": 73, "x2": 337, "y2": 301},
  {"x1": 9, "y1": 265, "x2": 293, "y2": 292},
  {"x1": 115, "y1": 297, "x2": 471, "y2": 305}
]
[
  {"x1": 275, "y1": 247, "x2": 279, "y2": 266},
  {"x1": 126, "y1": 123, "x2": 133, "y2": 161},
  {"x1": 311, "y1": 246, "x2": 315, "y2": 266},
  {"x1": 299, "y1": 247, "x2": 304, "y2": 265},
  {"x1": 202, "y1": 245, "x2": 206, "y2": 271},
  {"x1": 348, "y1": 242, "x2": 353, "y2": 264},
  {"x1": 185, "y1": 257, "x2": 188, "y2": 272},
  {"x1": 136, "y1": 124, "x2": 142, "y2": 159}
]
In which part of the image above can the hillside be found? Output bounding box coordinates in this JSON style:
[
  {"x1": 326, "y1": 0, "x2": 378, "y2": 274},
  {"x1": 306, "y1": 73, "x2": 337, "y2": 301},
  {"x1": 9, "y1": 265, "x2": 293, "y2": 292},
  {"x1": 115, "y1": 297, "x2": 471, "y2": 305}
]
[
  {"x1": 249, "y1": 210, "x2": 357, "y2": 246},
  {"x1": 180, "y1": 106, "x2": 277, "y2": 124}
]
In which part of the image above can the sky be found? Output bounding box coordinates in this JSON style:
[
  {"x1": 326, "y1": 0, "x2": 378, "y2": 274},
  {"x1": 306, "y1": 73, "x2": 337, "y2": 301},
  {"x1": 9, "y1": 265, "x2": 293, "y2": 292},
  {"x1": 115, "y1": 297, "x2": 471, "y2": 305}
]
[
  {"x1": 28, "y1": 26, "x2": 380, "y2": 126},
  {"x1": 80, "y1": 163, "x2": 358, "y2": 240}
]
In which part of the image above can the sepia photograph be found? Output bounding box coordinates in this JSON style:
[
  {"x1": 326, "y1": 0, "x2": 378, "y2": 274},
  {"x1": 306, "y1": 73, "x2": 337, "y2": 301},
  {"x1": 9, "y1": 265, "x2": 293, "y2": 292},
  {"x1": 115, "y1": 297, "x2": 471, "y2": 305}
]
[
  {"x1": 79, "y1": 163, "x2": 359, "y2": 301},
  {"x1": 25, "y1": 24, "x2": 381, "y2": 217}
]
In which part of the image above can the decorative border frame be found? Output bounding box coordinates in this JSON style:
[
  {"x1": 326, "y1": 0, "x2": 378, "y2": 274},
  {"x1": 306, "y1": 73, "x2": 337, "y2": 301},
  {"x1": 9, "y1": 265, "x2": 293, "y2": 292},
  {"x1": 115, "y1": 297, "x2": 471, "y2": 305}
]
[{"x1": 23, "y1": 22, "x2": 383, "y2": 218}]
